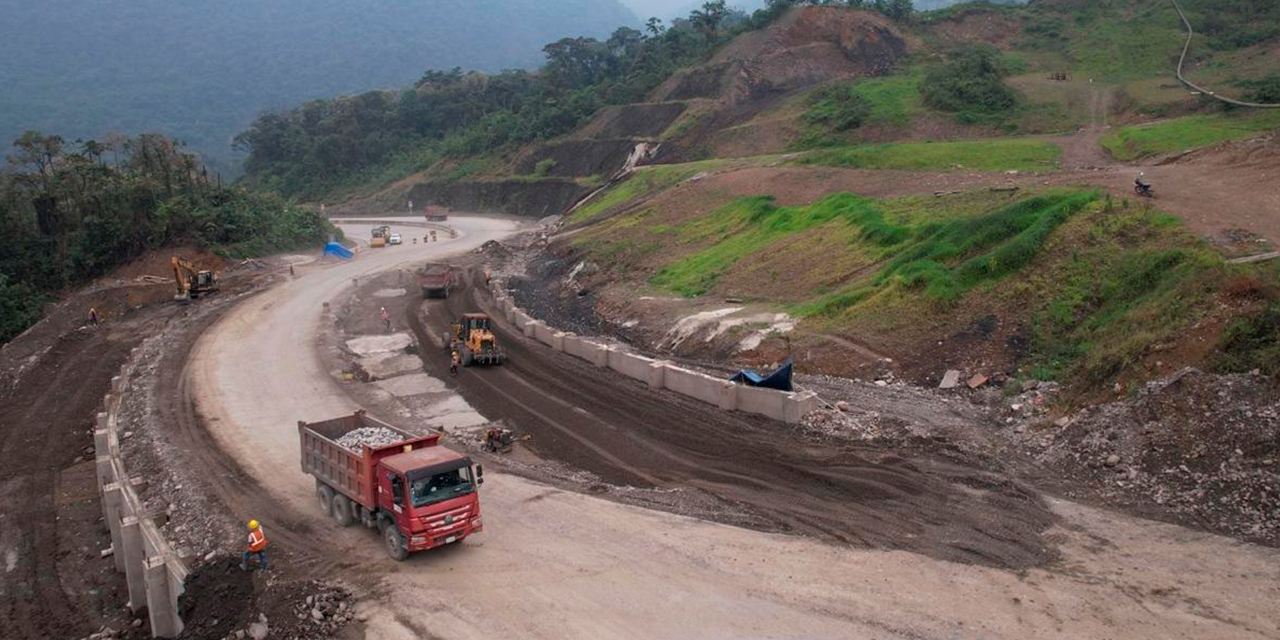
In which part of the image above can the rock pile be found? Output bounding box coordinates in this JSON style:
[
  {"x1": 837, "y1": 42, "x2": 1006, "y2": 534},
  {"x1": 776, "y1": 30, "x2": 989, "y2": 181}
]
[
  {"x1": 336, "y1": 427, "x2": 402, "y2": 451},
  {"x1": 286, "y1": 584, "x2": 355, "y2": 638},
  {"x1": 1034, "y1": 368, "x2": 1280, "y2": 544}
]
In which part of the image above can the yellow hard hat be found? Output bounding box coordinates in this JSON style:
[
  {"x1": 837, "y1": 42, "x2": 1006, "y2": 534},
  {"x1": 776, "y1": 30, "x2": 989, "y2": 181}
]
[{"x1": 248, "y1": 519, "x2": 259, "y2": 530}]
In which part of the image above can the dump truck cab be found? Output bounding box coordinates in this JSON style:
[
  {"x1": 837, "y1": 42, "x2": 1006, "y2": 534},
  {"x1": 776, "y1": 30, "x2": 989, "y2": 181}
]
[{"x1": 376, "y1": 447, "x2": 483, "y2": 556}]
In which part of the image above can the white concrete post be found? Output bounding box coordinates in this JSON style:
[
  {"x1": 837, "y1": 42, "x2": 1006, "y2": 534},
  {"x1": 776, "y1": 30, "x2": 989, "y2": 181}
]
[
  {"x1": 96, "y1": 456, "x2": 115, "y2": 495},
  {"x1": 144, "y1": 557, "x2": 182, "y2": 637},
  {"x1": 121, "y1": 516, "x2": 147, "y2": 612},
  {"x1": 522, "y1": 320, "x2": 536, "y2": 337},
  {"x1": 103, "y1": 482, "x2": 126, "y2": 572},
  {"x1": 551, "y1": 332, "x2": 565, "y2": 352}
]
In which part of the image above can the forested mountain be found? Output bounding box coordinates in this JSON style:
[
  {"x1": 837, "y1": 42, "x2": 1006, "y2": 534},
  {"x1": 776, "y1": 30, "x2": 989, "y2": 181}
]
[{"x1": 0, "y1": 0, "x2": 638, "y2": 169}]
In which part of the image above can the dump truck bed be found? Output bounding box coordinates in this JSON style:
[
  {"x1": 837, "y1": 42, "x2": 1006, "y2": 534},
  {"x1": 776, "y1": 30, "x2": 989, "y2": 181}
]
[
  {"x1": 298, "y1": 412, "x2": 440, "y2": 510},
  {"x1": 418, "y1": 264, "x2": 451, "y2": 298}
]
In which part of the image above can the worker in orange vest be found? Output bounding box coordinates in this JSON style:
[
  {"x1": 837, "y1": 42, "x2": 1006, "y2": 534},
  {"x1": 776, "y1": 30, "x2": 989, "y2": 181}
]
[{"x1": 241, "y1": 519, "x2": 268, "y2": 571}]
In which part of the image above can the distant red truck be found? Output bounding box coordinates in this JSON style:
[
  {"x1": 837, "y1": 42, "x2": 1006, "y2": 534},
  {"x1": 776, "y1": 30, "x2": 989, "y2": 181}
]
[
  {"x1": 423, "y1": 205, "x2": 449, "y2": 222},
  {"x1": 418, "y1": 263, "x2": 452, "y2": 298},
  {"x1": 298, "y1": 411, "x2": 483, "y2": 560}
]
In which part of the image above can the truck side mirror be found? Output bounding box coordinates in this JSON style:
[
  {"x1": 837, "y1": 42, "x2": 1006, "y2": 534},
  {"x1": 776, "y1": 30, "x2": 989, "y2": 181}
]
[
  {"x1": 391, "y1": 476, "x2": 404, "y2": 505},
  {"x1": 475, "y1": 464, "x2": 484, "y2": 486}
]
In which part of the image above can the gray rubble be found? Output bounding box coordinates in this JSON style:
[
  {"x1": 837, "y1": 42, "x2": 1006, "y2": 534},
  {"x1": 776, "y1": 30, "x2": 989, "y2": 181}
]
[{"x1": 336, "y1": 427, "x2": 403, "y2": 451}]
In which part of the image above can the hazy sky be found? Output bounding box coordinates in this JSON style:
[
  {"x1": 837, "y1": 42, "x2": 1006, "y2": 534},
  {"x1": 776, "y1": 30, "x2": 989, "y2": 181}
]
[{"x1": 619, "y1": 0, "x2": 766, "y2": 21}]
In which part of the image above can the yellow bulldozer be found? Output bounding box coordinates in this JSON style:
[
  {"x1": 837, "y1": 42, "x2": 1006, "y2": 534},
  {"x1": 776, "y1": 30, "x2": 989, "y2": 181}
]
[
  {"x1": 171, "y1": 256, "x2": 218, "y2": 300},
  {"x1": 450, "y1": 313, "x2": 505, "y2": 366}
]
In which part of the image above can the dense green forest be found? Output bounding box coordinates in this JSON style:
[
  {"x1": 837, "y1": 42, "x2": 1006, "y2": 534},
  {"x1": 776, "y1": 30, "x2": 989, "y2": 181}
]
[
  {"x1": 0, "y1": 131, "x2": 333, "y2": 343},
  {"x1": 0, "y1": 0, "x2": 639, "y2": 169},
  {"x1": 236, "y1": 0, "x2": 882, "y2": 198}
]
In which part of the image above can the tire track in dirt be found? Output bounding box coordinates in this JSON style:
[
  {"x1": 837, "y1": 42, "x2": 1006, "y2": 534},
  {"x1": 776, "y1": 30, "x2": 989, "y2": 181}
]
[{"x1": 409, "y1": 269, "x2": 1057, "y2": 570}]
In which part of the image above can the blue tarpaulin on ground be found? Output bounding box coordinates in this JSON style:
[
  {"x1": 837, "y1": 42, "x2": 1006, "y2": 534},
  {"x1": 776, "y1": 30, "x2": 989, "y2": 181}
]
[
  {"x1": 730, "y1": 358, "x2": 794, "y2": 391},
  {"x1": 324, "y1": 242, "x2": 353, "y2": 259}
]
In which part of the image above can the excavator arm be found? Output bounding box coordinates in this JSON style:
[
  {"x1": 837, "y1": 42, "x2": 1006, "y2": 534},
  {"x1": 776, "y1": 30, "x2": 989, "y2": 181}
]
[{"x1": 171, "y1": 256, "x2": 218, "y2": 300}]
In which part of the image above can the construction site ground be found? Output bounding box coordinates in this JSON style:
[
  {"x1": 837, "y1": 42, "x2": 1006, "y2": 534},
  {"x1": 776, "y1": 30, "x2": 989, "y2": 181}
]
[
  {"x1": 7, "y1": 137, "x2": 1280, "y2": 637},
  {"x1": 6, "y1": 214, "x2": 1280, "y2": 639},
  {"x1": 48, "y1": 215, "x2": 1251, "y2": 639}
]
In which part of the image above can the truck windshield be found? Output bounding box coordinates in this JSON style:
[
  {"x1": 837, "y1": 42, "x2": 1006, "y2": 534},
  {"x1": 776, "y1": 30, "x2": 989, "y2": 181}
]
[{"x1": 410, "y1": 465, "x2": 473, "y2": 507}]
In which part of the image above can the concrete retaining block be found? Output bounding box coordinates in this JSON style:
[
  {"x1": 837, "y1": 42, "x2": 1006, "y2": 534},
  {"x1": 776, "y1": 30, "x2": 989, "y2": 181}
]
[
  {"x1": 501, "y1": 299, "x2": 832, "y2": 426},
  {"x1": 647, "y1": 361, "x2": 668, "y2": 389},
  {"x1": 122, "y1": 516, "x2": 146, "y2": 611},
  {"x1": 736, "y1": 385, "x2": 789, "y2": 421},
  {"x1": 784, "y1": 391, "x2": 822, "y2": 424},
  {"x1": 533, "y1": 321, "x2": 558, "y2": 348},
  {"x1": 607, "y1": 349, "x2": 658, "y2": 383},
  {"x1": 94, "y1": 351, "x2": 189, "y2": 637},
  {"x1": 564, "y1": 335, "x2": 609, "y2": 366},
  {"x1": 145, "y1": 557, "x2": 181, "y2": 637},
  {"x1": 661, "y1": 366, "x2": 726, "y2": 406}
]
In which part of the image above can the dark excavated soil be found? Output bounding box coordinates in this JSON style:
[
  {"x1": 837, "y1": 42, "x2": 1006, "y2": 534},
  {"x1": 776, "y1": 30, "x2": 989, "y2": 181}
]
[{"x1": 409, "y1": 269, "x2": 1058, "y2": 570}]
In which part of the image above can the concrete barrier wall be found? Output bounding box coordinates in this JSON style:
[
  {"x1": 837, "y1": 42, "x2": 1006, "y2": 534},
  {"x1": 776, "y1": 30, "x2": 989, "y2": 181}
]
[
  {"x1": 533, "y1": 322, "x2": 559, "y2": 349},
  {"x1": 563, "y1": 335, "x2": 609, "y2": 366},
  {"x1": 736, "y1": 385, "x2": 789, "y2": 421},
  {"x1": 495, "y1": 281, "x2": 820, "y2": 424},
  {"x1": 607, "y1": 349, "x2": 658, "y2": 383},
  {"x1": 95, "y1": 348, "x2": 188, "y2": 638},
  {"x1": 661, "y1": 366, "x2": 726, "y2": 406}
]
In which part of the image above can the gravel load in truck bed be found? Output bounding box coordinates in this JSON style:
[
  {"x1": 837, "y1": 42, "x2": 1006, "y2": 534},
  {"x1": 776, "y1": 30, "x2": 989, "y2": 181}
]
[{"x1": 335, "y1": 427, "x2": 403, "y2": 451}]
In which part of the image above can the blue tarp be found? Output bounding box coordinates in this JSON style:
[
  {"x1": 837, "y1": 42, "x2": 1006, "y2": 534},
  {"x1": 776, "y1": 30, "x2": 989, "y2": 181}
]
[
  {"x1": 730, "y1": 358, "x2": 793, "y2": 391},
  {"x1": 324, "y1": 242, "x2": 353, "y2": 260}
]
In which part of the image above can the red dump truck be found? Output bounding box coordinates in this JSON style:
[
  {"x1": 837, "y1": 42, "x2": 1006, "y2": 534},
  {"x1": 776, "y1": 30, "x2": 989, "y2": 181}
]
[
  {"x1": 418, "y1": 263, "x2": 452, "y2": 298},
  {"x1": 298, "y1": 411, "x2": 483, "y2": 560}
]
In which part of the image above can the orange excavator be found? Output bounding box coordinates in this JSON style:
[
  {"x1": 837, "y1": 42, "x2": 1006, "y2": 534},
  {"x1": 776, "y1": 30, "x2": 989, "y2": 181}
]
[{"x1": 171, "y1": 256, "x2": 218, "y2": 300}]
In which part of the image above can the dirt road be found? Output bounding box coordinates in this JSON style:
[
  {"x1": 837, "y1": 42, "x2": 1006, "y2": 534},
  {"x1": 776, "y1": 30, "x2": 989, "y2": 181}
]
[
  {"x1": 415, "y1": 270, "x2": 1054, "y2": 569},
  {"x1": 180, "y1": 214, "x2": 1280, "y2": 639}
]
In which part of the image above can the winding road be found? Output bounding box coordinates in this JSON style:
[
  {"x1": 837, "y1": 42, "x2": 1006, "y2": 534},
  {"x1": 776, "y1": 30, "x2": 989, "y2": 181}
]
[{"x1": 186, "y1": 215, "x2": 1280, "y2": 639}]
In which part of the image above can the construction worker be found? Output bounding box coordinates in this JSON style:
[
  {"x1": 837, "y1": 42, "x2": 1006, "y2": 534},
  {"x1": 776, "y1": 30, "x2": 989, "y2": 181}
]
[
  {"x1": 241, "y1": 520, "x2": 268, "y2": 571},
  {"x1": 381, "y1": 307, "x2": 391, "y2": 332},
  {"x1": 450, "y1": 350, "x2": 461, "y2": 376},
  {"x1": 88, "y1": 307, "x2": 100, "y2": 327}
]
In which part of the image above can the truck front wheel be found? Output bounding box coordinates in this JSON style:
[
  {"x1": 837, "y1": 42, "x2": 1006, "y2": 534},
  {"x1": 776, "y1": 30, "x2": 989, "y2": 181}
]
[
  {"x1": 317, "y1": 484, "x2": 333, "y2": 518},
  {"x1": 332, "y1": 494, "x2": 355, "y2": 527},
  {"x1": 384, "y1": 527, "x2": 409, "y2": 561}
]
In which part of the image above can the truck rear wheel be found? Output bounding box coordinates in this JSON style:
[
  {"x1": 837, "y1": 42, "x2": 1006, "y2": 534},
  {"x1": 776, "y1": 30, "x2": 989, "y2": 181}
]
[
  {"x1": 384, "y1": 526, "x2": 408, "y2": 561},
  {"x1": 331, "y1": 494, "x2": 355, "y2": 527},
  {"x1": 317, "y1": 484, "x2": 333, "y2": 518}
]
